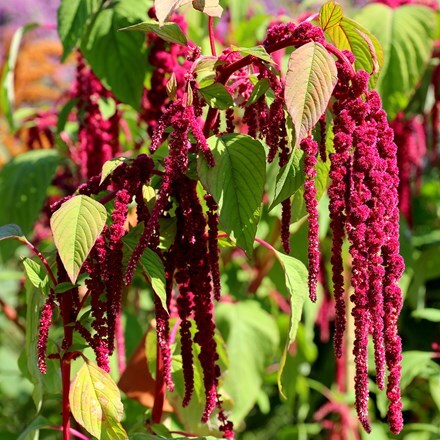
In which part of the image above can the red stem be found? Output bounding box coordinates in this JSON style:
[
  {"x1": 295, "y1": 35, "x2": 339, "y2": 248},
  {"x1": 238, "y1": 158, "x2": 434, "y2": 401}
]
[
  {"x1": 61, "y1": 291, "x2": 75, "y2": 440},
  {"x1": 208, "y1": 17, "x2": 217, "y2": 56},
  {"x1": 151, "y1": 337, "x2": 166, "y2": 423},
  {"x1": 115, "y1": 312, "x2": 126, "y2": 374}
]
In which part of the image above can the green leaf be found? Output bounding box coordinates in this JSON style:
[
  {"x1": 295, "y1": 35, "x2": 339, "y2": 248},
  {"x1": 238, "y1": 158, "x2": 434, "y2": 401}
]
[
  {"x1": 284, "y1": 42, "x2": 337, "y2": 146},
  {"x1": 70, "y1": 359, "x2": 128, "y2": 439},
  {"x1": 0, "y1": 224, "x2": 24, "y2": 241},
  {"x1": 100, "y1": 156, "x2": 131, "y2": 184},
  {"x1": 198, "y1": 134, "x2": 266, "y2": 255},
  {"x1": 400, "y1": 351, "x2": 435, "y2": 390},
  {"x1": 325, "y1": 16, "x2": 384, "y2": 87},
  {"x1": 82, "y1": 0, "x2": 148, "y2": 109},
  {"x1": 269, "y1": 148, "x2": 303, "y2": 210},
  {"x1": 216, "y1": 301, "x2": 279, "y2": 423},
  {"x1": 120, "y1": 19, "x2": 187, "y2": 45},
  {"x1": 0, "y1": 23, "x2": 38, "y2": 129},
  {"x1": 231, "y1": 45, "x2": 274, "y2": 64},
  {"x1": 17, "y1": 415, "x2": 51, "y2": 440},
  {"x1": 97, "y1": 97, "x2": 117, "y2": 119},
  {"x1": 291, "y1": 150, "x2": 331, "y2": 222},
  {"x1": 22, "y1": 258, "x2": 48, "y2": 291},
  {"x1": 245, "y1": 78, "x2": 270, "y2": 107},
  {"x1": 58, "y1": 0, "x2": 99, "y2": 60},
  {"x1": 356, "y1": 4, "x2": 436, "y2": 118},
  {"x1": 54, "y1": 281, "x2": 78, "y2": 293},
  {"x1": 274, "y1": 252, "x2": 308, "y2": 398},
  {"x1": 50, "y1": 195, "x2": 107, "y2": 284},
  {"x1": 319, "y1": 1, "x2": 343, "y2": 31},
  {"x1": 0, "y1": 150, "x2": 59, "y2": 261},
  {"x1": 57, "y1": 98, "x2": 79, "y2": 133},
  {"x1": 199, "y1": 83, "x2": 234, "y2": 110},
  {"x1": 411, "y1": 308, "x2": 440, "y2": 322},
  {"x1": 122, "y1": 226, "x2": 168, "y2": 312}
]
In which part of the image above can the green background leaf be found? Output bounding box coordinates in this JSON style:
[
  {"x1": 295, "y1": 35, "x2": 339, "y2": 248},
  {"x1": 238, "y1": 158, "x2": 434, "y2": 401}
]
[
  {"x1": 0, "y1": 224, "x2": 24, "y2": 241},
  {"x1": 356, "y1": 4, "x2": 436, "y2": 118},
  {"x1": 274, "y1": 252, "x2": 308, "y2": 397},
  {"x1": 58, "y1": 0, "x2": 99, "y2": 60},
  {"x1": 81, "y1": 0, "x2": 148, "y2": 109},
  {"x1": 216, "y1": 301, "x2": 279, "y2": 423},
  {"x1": 198, "y1": 134, "x2": 266, "y2": 255},
  {"x1": 0, "y1": 150, "x2": 59, "y2": 262},
  {"x1": 50, "y1": 195, "x2": 107, "y2": 283}
]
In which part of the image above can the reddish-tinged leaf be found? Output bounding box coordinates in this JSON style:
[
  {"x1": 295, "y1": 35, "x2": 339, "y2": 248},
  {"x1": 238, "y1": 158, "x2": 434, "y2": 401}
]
[{"x1": 284, "y1": 42, "x2": 337, "y2": 146}]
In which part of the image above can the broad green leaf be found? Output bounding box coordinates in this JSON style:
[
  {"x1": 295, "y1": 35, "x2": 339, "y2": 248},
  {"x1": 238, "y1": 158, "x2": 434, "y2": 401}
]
[
  {"x1": 319, "y1": 1, "x2": 343, "y2": 31},
  {"x1": 82, "y1": 0, "x2": 148, "y2": 109},
  {"x1": 22, "y1": 258, "x2": 49, "y2": 291},
  {"x1": 17, "y1": 415, "x2": 51, "y2": 440},
  {"x1": 284, "y1": 42, "x2": 337, "y2": 146},
  {"x1": 400, "y1": 351, "x2": 435, "y2": 390},
  {"x1": 192, "y1": 0, "x2": 223, "y2": 18},
  {"x1": 356, "y1": 4, "x2": 436, "y2": 118},
  {"x1": 0, "y1": 23, "x2": 38, "y2": 129},
  {"x1": 245, "y1": 78, "x2": 270, "y2": 107},
  {"x1": 122, "y1": 226, "x2": 168, "y2": 312},
  {"x1": 70, "y1": 359, "x2": 128, "y2": 439},
  {"x1": 231, "y1": 45, "x2": 274, "y2": 64},
  {"x1": 198, "y1": 134, "x2": 266, "y2": 255},
  {"x1": 154, "y1": 0, "x2": 191, "y2": 25},
  {"x1": 269, "y1": 148, "x2": 304, "y2": 211},
  {"x1": 100, "y1": 156, "x2": 131, "y2": 184},
  {"x1": 199, "y1": 83, "x2": 233, "y2": 110},
  {"x1": 58, "y1": 0, "x2": 99, "y2": 60},
  {"x1": 0, "y1": 150, "x2": 59, "y2": 262},
  {"x1": 216, "y1": 301, "x2": 279, "y2": 423},
  {"x1": 0, "y1": 224, "x2": 24, "y2": 241},
  {"x1": 120, "y1": 19, "x2": 187, "y2": 45},
  {"x1": 325, "y1": 16, "x2": 384, "y2": 87},
  {"x1": 50, "y1": 195, "x2": 107, "y2": 284},
  {"x1": 193, "y1": 56, "x2": 218, "y2": 74},
  {"x1": 274, "y1": 252, "x2": 308, "y2": 398},
  {"x1": 411, "y1": 308, "x2": 440, "y2": 322}
]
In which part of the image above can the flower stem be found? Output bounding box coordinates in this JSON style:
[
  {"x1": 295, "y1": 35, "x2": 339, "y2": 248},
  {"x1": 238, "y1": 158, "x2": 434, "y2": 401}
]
[{"x1": 208, "y1": 17, "x2": 217, "y2": 56}]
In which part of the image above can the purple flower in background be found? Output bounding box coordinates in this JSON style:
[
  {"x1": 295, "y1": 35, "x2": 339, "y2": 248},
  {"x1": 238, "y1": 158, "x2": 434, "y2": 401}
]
[{"x1": 0, "y1": 0, "x2": 58, "y2": 28}]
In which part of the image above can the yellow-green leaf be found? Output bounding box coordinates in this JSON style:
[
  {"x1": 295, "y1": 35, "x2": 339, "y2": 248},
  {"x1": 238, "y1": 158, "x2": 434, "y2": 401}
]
[
  {"x1": 70, "y1": 359, "x2": 128, "y2": 439},
  {"x1": 50, "y1": 195, "x2": 107, "y2": 284},
  {"x1": 319, "y1": 1, "x2": 343, "y2": 31}
]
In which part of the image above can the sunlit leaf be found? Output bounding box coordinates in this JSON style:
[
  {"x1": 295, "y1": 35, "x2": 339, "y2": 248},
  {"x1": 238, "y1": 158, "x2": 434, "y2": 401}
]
[
  {"x1": 70, "y1": 359, "x2": 128, "y2": 439},
  {"x1": 199, "y1": 83, "x2": 233, "y2": 110},
  {"x1": 284, "y1": 42, "x2": 337, "y2": 146},
  {"x1": 154, "y1": 0, "x2": 191, "y2": 25},
  {"x1": 192, "y1": 0, "x2": 223, "y2": 18},
  {"x1": 319, "y1": 1, "x2": 343, "y2": 31},
  {"x1": 100, "y1": 157, "x2": 131, "y2": 184},
  {"x1": 123, "y1": 226, "x2": 168, "y2": 312},
  {"x1": 231, "y1": 45, "x2": 274, "y2": 64},
  {"x1": 51, "y1": 195, "x2": 107, "y2": 284}
]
